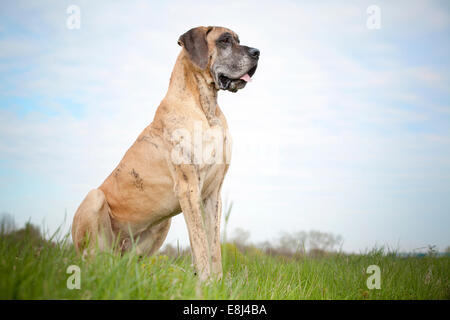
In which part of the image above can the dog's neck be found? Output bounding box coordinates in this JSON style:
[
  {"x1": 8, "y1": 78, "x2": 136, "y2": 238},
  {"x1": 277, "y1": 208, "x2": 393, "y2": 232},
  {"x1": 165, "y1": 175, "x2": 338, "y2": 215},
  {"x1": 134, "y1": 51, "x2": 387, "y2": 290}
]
[{"x1": 168, "y1": 52, "x2": 218, "y2": 124}]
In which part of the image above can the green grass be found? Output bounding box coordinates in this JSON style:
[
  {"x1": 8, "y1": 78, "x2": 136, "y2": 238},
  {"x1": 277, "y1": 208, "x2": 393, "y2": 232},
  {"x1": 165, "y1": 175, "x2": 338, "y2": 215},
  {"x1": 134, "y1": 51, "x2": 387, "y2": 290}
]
[{"x1": 0, "y1": 230, "x2": 449, "y2": 300}]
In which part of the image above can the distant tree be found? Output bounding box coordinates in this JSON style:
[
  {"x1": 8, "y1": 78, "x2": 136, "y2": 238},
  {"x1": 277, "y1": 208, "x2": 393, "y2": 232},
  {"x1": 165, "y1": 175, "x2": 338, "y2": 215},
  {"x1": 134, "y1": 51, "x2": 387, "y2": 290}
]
[
  {"x1": 14, "y1": 222, "x2": 42, "y2": 241},
  {"x1": 0, "y1": 215, "x2": 44, "y2": 245},
  {"x1": 160, "y1": 243, "x2": 189, "y2": 258},
  {"x1": 277, "y1": 231, "x2": 307, "y2": 255},
  {"x1": 258, "y1": 230, "x2": 343, "y2": 257},
  {"x1": 0, "y1": 213, "x2": 16, "y2": 235},
  {"x1": 307, "y1": 230, "x2": 343, "y2": 252},
  {"x1": 230, "y1": 228, "x2": 251, "y2": 246}
]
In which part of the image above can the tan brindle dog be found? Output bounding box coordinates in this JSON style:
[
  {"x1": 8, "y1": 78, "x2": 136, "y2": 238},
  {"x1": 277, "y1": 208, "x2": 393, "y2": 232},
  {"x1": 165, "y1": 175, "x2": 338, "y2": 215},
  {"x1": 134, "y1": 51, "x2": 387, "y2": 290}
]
[{"x1": 71, "y1": 26, "x2": 259, "y2": 281}]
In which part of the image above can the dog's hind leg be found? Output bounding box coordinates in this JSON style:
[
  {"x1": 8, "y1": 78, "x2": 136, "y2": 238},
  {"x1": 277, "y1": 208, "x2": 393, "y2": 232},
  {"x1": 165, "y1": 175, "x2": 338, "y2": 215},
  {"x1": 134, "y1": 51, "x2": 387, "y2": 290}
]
[
  {"x1": 71, "y1": 189, "x2": 114, "y2": 255},
  {"x1": 135, "y1": 218, "x2": 171, "y2": 256}
]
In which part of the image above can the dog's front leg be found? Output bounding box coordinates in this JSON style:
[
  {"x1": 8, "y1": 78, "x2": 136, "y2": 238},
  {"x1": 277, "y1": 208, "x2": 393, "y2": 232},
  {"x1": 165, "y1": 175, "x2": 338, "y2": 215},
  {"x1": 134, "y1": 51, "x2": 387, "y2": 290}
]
[
  {"x1": 203, "y1": 189, "x2": 223, "y2": 279},
  {"x1": 175, "y1": 166, "x2": 211, "y2": 281}
]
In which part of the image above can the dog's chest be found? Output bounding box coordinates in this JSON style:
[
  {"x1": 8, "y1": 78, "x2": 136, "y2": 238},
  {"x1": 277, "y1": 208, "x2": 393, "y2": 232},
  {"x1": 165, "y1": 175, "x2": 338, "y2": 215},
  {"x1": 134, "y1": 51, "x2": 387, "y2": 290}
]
[{"x1": 197, "y1": 122, "x2": 231, "y2": 189}]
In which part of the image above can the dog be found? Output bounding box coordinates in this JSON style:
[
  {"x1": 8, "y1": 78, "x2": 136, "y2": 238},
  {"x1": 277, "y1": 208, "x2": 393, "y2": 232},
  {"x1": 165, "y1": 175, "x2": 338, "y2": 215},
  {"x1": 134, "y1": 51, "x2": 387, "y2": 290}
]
[{"x1": 71, "y1": 26, "x2": 259, "y2": 281}]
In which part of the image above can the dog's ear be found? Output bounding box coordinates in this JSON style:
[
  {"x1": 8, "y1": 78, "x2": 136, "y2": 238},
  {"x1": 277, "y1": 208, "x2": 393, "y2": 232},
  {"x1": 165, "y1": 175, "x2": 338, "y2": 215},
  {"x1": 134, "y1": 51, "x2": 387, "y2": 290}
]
[{"x1": 178, "y1": 27, "x2": 213, "y2": 70}]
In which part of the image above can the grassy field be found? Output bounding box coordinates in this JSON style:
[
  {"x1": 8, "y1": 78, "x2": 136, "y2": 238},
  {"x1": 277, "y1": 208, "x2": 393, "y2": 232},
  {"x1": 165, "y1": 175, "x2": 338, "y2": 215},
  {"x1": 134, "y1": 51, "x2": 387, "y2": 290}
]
[{"x1": 0, "y1": 225, "x2": 449, "y2": 300}]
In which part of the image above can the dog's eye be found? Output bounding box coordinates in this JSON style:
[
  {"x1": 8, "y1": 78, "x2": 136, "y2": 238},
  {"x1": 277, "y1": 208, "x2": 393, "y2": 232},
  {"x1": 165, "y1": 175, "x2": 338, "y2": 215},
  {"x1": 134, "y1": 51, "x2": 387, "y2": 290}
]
[{"x1": 220, "y1": 37, "x2": 231, "y2": 44}]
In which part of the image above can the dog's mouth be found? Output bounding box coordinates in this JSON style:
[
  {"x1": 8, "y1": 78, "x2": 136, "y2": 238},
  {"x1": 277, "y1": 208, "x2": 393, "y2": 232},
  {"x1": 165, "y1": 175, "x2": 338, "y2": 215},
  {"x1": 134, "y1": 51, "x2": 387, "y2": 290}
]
[{"x1": 218, "y1": 65, "x2": 258, "y2": 92}]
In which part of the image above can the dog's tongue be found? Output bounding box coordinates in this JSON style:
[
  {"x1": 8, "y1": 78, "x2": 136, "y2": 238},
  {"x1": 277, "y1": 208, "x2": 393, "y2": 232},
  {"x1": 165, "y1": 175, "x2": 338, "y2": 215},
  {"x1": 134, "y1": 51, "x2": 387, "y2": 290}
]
[{"x1": 240, "y1": 73, "x2": 252, "y2": 82}]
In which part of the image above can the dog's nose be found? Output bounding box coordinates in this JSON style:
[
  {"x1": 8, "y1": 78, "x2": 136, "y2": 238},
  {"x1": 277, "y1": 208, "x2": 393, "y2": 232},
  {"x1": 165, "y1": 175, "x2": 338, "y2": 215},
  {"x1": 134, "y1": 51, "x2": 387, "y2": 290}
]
[{"x1": 248, "y1": 47, "x2": 260, "y2": 59}]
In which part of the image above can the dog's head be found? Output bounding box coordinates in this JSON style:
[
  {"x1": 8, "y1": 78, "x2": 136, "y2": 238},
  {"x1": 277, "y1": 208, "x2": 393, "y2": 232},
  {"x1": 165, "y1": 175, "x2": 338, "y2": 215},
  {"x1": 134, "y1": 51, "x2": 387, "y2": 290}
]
[{"x1": 178, "y1": 26, "x2": 259, "y2": 93}]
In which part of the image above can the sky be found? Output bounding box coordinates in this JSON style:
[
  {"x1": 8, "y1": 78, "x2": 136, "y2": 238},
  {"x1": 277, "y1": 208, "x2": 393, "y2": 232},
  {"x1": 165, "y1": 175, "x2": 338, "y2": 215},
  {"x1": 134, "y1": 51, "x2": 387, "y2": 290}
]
[{"x1": 0, "y1": 0, "x2": 449, "y2": 253}]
